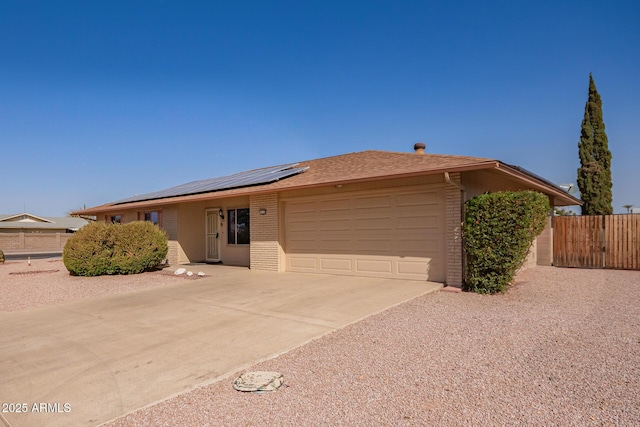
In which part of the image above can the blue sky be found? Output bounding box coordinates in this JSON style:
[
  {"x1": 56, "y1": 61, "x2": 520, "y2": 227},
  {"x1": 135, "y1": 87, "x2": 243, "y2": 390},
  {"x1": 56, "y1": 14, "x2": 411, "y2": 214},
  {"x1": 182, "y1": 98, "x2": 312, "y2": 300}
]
[{"x1": 1, "y1": 0, "x2": 638, "y2": 216}]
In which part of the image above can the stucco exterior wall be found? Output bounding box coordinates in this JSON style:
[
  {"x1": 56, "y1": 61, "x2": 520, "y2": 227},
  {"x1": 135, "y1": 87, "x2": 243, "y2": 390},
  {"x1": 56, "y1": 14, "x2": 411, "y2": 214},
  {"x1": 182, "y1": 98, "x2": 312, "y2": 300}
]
[
  {"x1": 462, "y1": 170, "x2": 556, "y2": 275},
  {"x1": 519, "y1": 239, "x2": 538, "y2": 272},
  {"x1": 536, "y1": 216, "x2": 553, "y2": 266},
  {"x1": 176, "y1": 201, "x2": 207, "y2": 264},
  {"x1": 94, "y1": 197, "x2": 250, "y2": 266},
  {"x1": 176, "y1": 196, "x2": 251, "y2": 266},
  {"x1": 462, "y1": 169, "x2": 547, "y2": 201}
]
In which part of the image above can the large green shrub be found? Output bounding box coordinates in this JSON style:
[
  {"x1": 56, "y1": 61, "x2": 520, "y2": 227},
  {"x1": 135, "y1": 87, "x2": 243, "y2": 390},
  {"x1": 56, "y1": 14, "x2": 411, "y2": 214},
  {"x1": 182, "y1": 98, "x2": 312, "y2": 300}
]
[
  {"x1": 63, "y1": 221, "x2": 168, "y2": 276},
  {"x1": 463, "y1": 191, "x2": 550, "y2": 294},
  {"x1": 110, "y1": 221, "x2": 169, "y2": 274}
]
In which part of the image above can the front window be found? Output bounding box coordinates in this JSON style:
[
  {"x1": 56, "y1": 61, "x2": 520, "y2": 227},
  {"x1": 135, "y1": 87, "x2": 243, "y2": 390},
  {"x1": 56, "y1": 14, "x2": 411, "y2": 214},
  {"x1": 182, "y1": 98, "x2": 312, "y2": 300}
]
[
  {"x1": 139, "y1": 211, "x2": 162, "y2": 227},
  {"x1": 108, "y1": 214, "x2": 122, "y2": 224},
  {"x1": 228, "y1": 208, "x2": 250, "y2": 244}
]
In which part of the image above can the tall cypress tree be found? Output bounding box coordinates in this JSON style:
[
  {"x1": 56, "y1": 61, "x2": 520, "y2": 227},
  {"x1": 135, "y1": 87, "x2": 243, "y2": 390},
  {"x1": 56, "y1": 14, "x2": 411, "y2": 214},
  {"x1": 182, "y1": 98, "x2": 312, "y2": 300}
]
[{"x1": 577, "y1": 74, "x2": 613, "y2": 215}]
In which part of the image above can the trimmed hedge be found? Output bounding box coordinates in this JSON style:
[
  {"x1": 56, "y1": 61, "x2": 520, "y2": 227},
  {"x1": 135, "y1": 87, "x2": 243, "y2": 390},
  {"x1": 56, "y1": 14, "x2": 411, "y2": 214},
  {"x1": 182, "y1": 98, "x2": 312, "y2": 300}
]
[
  {"x1": 63, "y1": 221, "x2": 168, "y2": 276},
  {"x1": 463, "y1": 191, "x2": 550, "y2": 294},
  {"x1": 0, "y1": 249, "x2": 4, "y2": 264}
]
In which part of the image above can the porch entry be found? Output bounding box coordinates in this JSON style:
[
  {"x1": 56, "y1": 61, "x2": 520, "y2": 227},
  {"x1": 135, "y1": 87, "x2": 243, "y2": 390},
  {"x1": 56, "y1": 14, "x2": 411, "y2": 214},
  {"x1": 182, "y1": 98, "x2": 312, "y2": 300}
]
[{"x1": 205, "y1": 208, "x2": 221, "y2": 262}]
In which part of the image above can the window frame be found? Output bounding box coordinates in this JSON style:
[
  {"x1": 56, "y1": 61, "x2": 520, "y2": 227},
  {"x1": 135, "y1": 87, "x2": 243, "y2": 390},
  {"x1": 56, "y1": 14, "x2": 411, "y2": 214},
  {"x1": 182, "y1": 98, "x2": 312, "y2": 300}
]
[
  {"x1": 138, "y1": 210, "x2": 163, "y2": 227},
  {"x1": 107, "y1": 214, "x2": 122, "y2": 224},
  {"x1": 227, "y1": 208, "x2": 250, "y2": 245}
]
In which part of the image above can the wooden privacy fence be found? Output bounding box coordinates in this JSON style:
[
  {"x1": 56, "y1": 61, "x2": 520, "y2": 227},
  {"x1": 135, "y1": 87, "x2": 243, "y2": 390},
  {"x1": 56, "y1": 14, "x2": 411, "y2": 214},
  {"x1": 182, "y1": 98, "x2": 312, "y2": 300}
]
[{"x1": 553, "y1": 214, "x2": 640, "y2": 269}]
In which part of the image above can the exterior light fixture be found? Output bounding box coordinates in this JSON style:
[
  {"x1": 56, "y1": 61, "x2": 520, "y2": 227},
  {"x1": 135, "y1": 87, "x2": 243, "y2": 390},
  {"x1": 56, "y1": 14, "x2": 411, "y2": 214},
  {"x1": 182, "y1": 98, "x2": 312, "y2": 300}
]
[
  {"x1": 219, "y1": 209, "x2": 225, "y2": 219},
  {"x1": 259, "y1": 208, "x2": 267, "y2": 215}
]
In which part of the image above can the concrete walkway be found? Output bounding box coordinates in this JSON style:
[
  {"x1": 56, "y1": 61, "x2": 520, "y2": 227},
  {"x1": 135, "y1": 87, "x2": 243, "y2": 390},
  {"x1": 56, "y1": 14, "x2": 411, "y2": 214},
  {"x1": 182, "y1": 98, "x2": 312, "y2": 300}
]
[{"x1": 0, "y1": 267, "x2": 441, "y2": 427}]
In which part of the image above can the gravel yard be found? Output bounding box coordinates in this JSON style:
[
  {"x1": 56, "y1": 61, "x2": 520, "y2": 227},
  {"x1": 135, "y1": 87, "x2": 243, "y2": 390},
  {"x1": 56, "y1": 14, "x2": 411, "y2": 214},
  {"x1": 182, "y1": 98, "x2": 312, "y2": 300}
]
[
  {"x1": 2, "y1": 261, "x2": 639, "y2": 426},
  {"x1": 107, "y1": 267, "x2": 640, "y2": 427},
  {"x1": 0, "y1": 259, "x2": 191, "y2": 312}
]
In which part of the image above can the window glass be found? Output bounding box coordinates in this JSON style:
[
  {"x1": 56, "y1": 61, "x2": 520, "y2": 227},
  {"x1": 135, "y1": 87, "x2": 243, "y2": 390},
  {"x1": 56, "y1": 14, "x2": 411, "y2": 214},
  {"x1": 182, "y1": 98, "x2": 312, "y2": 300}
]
[
  {"x1": 144, "y1": 211, "x2": 159, "y2": 225},
  {"x1": 228, "y1": 209, "x2": 236, "y2": 244},
  {"x1": 237, "y1": 208, "x2": 250, "y2": 244},
  {"x1": 109, "y1": 215, "x2": 122, "y2": 224},
  {"x1": 138, "y1": 211, "x2": 161, "y2": 226},
  {"x1": 227, "y1": 208, "x2": 250, "y2": 244}
]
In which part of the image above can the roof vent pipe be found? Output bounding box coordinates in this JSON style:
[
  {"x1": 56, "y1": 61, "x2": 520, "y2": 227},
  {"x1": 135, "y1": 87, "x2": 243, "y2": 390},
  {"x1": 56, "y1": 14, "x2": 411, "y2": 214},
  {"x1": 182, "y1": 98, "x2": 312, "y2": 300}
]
[{"x1": 413, "y1": 142, "x2": 426, "y2": 154}]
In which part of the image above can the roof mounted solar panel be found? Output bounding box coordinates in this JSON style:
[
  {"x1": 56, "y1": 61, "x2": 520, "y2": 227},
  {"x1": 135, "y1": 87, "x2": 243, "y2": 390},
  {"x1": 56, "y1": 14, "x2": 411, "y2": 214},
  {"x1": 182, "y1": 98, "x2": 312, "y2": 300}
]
[{"x1": 114, "y1": 163, "x2": 308, "y2": 205}]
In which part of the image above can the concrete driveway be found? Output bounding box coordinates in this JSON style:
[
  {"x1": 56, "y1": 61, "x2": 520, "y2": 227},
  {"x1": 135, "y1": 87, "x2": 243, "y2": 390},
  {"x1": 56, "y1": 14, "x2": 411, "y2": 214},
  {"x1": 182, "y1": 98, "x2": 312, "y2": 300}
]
[{"x1": 0, "y1": 266, "x2": 441, "y2": 427}]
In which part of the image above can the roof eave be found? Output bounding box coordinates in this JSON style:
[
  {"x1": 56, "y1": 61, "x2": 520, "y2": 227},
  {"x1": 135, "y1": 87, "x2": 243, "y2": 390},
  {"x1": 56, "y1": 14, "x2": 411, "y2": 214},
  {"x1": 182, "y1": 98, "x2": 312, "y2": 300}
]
[
  {"x1": 75, "y1": 159, "x2": 581, "y2": 215},
  {"x1": 73, "y1": 161, "x2": 502, "y2": 215},
  {"x1": 495, "y1": 162, "x2": 582, "y2": 206},
  {"x1": 0, "y1": 212, "x2": 54, "y2": 223}
]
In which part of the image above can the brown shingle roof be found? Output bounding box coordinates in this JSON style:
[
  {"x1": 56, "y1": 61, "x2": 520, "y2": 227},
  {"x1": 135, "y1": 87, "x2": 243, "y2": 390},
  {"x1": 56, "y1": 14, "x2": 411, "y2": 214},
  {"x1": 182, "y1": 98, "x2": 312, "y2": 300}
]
[
  {"x1": 75, "y1": 149, "x2": 579, "y2": 214},
  {"x1": 267, "y1": 150, "x2": 496, "y2": 188}
]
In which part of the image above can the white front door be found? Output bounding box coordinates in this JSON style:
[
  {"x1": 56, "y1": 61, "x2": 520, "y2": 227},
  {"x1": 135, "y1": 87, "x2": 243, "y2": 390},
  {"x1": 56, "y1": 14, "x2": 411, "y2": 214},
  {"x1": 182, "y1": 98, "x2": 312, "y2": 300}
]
[{"x1": 205, "y1": 208, "x2": 221, "y2": 262}]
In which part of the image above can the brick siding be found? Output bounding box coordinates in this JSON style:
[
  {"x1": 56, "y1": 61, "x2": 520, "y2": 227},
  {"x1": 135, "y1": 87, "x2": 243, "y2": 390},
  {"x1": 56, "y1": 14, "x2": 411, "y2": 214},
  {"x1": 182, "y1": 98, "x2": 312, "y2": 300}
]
[
  {"x1": 162, "y1": 207, "x2": 179, "y2": 266},
  {"x1": 0, "y1": 233, "x2": 72, "y2": 252},
  {"x1": 249, "y1": 193, "x2": 281, "y2": 271},
  {"x1": 445, "y1": 173, "x2": 464, "y2": 287}
]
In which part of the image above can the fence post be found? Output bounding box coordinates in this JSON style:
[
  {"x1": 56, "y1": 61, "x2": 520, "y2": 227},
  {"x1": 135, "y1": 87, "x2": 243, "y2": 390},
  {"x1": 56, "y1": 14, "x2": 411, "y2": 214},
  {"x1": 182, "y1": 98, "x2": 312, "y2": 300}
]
[{"x1": 601, "y1": 215, "x2": 606, "y2": 268}]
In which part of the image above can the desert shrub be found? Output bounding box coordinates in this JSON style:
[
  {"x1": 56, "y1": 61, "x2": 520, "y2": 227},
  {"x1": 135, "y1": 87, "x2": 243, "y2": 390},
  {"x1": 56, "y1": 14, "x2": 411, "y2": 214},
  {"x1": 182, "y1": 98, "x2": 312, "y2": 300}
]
[
  {"x1": 63, "y1": 221, "x2": 168, "y2": 276},
  {"x1": 463, "y1": 191, "x2": 550, "y2": 294},
  {"x1": 111, "y1": 221, "x2": 169, "y2": 274},
  {"x1": 0, "y1": 249, "x2": 4, "y2": 263},
  {"x1": 63, "y1": 222, "x2": 117, "y2": 276}
]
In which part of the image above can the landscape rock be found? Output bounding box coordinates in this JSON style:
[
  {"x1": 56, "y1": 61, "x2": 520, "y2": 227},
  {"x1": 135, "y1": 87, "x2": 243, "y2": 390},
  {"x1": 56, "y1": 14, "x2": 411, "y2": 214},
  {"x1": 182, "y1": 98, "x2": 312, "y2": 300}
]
[{"x1": 233, "y1": 371, "x2": 284, "y2": 392}]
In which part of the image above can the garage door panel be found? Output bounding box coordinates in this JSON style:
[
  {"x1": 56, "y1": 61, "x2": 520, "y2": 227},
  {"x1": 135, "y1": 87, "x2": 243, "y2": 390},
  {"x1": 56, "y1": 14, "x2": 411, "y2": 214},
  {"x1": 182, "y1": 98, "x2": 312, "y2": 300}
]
[
  {"x1": 285, "y1": 186, "x2": 445, "y2": 282},
  {"x1": 395, "y1": 238, "x2": 433, "y2": 253},
  {"x1": 288, "y1": 220, "x2": 318, "y2": 232},
  {"x1": 287, "y1": 201, "x2": 317, "y2": 214},
  {"x1": 395, "y1": 204, "x2": 432, "y2": 217},
  {"x1": 396, "y1": 191, "x2": 439, "y2": 206},
  {"x1": 354, "y1": 203, "x2": 393, "y2": 213},
  {"x1": 319, "y1": 198, "x2": 352, "y2": 212},
  {"x1": 355, "y1": 218, "x2": 394, "y2": 231},
  {"x1": 356, "y1": 259, "x2": 393, "y2": 274},
  {"x1": 287, "y1": 238, "x2": 317, "y2": 252},
  {"x1": 320, "y1": 258, "x2": 352, "y2": 272},
  {"x1": 318, "y1": 218, "x2": 351, "y2": 231},
  {"x1": 319, "y1": 238, "x2": 352, "y2": 252},
  {"x1": 288, "y1": 256, "x2": 318, "y2": 269},
  {"x1": 397, "y1": 216, "x2": 440, "y2": 229},
  {"x1": 354, "y1": 195, "x2": 393, "y2": 209},
  {"x1": 354, "y1": 238, "x2": 393, "y2": 254},
  {"x1": 397, "y1": 259, "x2": 430, "y2": 275}
]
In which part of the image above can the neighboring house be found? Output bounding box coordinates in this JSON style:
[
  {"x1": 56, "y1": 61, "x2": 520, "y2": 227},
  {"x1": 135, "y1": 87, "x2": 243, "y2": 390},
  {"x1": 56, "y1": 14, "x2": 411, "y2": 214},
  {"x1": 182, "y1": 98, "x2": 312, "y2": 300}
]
[
  {"x1": 75, "y1": 146, "x2": 581, "y2": 287},
  {"x1": 0, "y1": 213, "x2": 90, "y2": 233}
]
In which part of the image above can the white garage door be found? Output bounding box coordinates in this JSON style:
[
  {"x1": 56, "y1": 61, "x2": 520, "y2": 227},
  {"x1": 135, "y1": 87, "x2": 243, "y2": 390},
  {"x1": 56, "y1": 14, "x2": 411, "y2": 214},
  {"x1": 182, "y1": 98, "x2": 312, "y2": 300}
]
[{"x1": 284, "y1": 186, "x2": 446, "y2": 281}]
